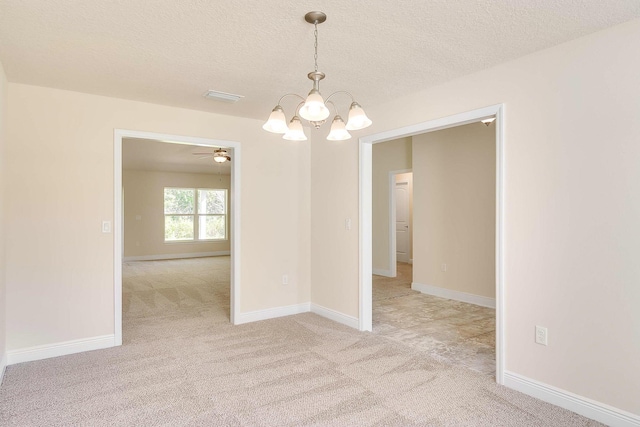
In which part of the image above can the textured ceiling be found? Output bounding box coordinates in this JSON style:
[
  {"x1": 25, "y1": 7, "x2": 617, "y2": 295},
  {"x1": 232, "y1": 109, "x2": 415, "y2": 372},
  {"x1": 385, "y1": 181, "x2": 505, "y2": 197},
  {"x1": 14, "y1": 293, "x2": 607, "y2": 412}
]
[
  {"x1": 1, "y1": 0, "x2": 639, "y2": 122},
  {"x1": 123, "y1": 138, "x2": 232, "y2": 175}
]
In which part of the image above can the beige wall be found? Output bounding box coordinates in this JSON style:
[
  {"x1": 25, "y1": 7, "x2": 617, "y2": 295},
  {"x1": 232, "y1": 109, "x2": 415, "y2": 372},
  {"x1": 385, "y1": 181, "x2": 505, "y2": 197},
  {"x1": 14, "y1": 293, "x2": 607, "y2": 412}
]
[
  {"x1": 310, "y1": 137, "x2": 359, "y2": 317},
  {"x1": 310, "y1": 18, "x2": 640, "y2": 414},
  {"x1": 412, "y1": 123, "x2": 495, "y2": 298},
  {"x1": 123, "y1": 170, "x2": 231, "y2": 258},
  {"x1": 5, "y1": 84, "x2": 310, "y2": 350},
  {"x1": 372, "y1": 137, "x2": 412, "y2": 272},
  {"x1": 0, "y1": 60, "x2": 7, "y2": 363}
]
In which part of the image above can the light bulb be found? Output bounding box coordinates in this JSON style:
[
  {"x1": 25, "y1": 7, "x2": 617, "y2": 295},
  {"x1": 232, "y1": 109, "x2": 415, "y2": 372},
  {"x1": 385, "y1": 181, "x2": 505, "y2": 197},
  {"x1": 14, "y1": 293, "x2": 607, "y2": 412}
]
[
  {"x1": 283, "y1": 116, "x2": 307, "y2": 141},
  {"x1": 345, "y1": 102, "x2": 372, "y2": 130},
  {"x1": 299, "y1": 90, "x2": 330, "y2": 122},
  {"x1": 262, "y1": 105, "x2": 289, "y2": 134},
  {"x1": 326, "y1": 115, "x2": 351, "y2": 141}
]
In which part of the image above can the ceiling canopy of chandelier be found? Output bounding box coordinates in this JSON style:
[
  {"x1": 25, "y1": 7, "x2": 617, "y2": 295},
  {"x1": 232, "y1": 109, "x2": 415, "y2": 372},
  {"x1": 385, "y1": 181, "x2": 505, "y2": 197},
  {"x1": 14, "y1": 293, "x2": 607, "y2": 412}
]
[{"x1": 262, "y1": 11, "x2": 372, "y2": 141}]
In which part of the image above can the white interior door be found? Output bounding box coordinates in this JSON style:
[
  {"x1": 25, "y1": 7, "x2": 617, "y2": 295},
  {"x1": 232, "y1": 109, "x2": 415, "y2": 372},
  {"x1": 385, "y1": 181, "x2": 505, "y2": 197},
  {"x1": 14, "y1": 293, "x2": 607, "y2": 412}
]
[{"x1": 395, "y1": 181, "x2": 410, "y2": 263}]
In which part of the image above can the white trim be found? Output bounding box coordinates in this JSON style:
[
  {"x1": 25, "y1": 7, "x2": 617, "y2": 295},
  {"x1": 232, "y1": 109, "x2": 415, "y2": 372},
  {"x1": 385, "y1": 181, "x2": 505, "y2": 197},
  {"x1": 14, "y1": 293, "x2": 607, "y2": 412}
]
[
  {"x1": 372, "y1": 268, "x2": 394, "y2": 277},
  {"x1": 504, "y1": 371, "x2": 640, "y2": 427},
  {"x1": 359, "y1": 104, "x2": 505, "y2": 384},
  {"x1": 6, "y1": 335, "x2": 115, "y2": 365},
  {"x1": 494, "y1": 105, "x2": 506, "y2": 384},
  {"x1": 0, "y1": 353, "x2": 7, "y2": 385},
  {"x1": 359, "y1": 141, "x2": 373, "y2": 332},
  {"x1": 114, "y1": 133, "x2": 123, "y2": 346},
  {"x1": 411, "y1": 282, "x2": 496, "y2": 309},
  {"x1": 115, "y1": 129, "x2": 242, "y2": 345},
  {"x1": 311, "y1": 303, "x2": 359, "y2": 329},
  {"x1": 123, "y1": 251, "x2": 230, "y2": 262},
  {"x1": 234, "y1": 303, "x2": 311, "y2": 325}
]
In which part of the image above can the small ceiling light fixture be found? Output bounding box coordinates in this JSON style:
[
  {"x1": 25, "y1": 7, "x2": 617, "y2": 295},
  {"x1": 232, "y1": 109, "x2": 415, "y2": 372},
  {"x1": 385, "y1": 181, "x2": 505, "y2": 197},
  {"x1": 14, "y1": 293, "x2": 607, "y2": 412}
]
[
  {"x1": 263, "y1": 11, "x2": 372, "y2": 141},
  {"x1": 481, "y1": 117, "x2": 496, "y2": 126},
  {"x1": 213, "y1": 148, "x2": 231, "y2": 163},
  {"x1": 192, "y1": 148, "x2": 231, "y2": 163},
  {"x1": 203, "y1": 90, "x2": 244, "y2": 103}
]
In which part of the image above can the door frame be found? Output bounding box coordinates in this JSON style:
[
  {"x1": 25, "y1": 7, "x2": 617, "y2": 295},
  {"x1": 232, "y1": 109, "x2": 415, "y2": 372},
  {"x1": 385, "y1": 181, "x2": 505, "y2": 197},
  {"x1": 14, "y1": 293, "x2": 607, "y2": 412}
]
[
  {"x1": 387, "y1": 169, "x2": 412, "y2": 276},
  {"x1": 113, "y1": 129, "x2": 242, "y2": 346},
  {"x1": 358, "y1": 104, "x2": 505, "y2": 384}
]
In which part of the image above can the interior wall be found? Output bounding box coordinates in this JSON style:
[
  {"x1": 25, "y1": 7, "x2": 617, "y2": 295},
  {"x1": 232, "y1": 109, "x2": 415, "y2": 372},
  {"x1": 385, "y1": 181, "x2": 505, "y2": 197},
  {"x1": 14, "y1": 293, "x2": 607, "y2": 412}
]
[
  {"x1": 372, "y1": 137, "x2": 412, "y2": 273},
  {"x1": 310, "y1": 18, "x2": 640, "y2": 414},
  {"x1": 0, "y1": 60, "x2": 7, "y2": 367},
  {"x1": 411, "y1": 123, "x2": 495, "y2": 299},
  {"x1": 123, "y1": 169, "x2": 231, "y2": 258},
  {"x1": 5, "y1": 84, "x2": 311, "y2": 351}
]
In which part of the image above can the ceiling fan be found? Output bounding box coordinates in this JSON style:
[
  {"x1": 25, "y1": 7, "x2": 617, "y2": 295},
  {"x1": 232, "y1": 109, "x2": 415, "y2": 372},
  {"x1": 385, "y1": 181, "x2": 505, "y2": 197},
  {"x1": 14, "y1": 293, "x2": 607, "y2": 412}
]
[{"x1": 192, "y1": 148, "x2": 231, "y2": 163}]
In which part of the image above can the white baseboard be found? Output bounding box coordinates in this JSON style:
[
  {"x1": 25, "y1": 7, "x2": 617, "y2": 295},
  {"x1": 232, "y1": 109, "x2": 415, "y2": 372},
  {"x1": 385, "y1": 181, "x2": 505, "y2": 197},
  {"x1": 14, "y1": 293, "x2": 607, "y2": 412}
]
[
  {"x1": 234, "y1": 303, "x2": 311, "y2": 325},
  {"x1": 7, "y1": 334, "x2": 116, "y2": 366},
  {"x1": 311, "y1": 303, "x2": 359, "y2": 329},
  {"x1": 504, "y1": 371, "x2": 640, "y2": 427},
  {"x1": 373, "y1": 268, "x2": 394, "y2": 277},
  {"x1": 411, "y1": 282, "x2": 496, "y2": 309},
  {"x1": 0, "y1": 352, "x2": 6, "y2": 385},
  {"x1": 123, "y1": 251, "x2": 230, "y2": 262}
]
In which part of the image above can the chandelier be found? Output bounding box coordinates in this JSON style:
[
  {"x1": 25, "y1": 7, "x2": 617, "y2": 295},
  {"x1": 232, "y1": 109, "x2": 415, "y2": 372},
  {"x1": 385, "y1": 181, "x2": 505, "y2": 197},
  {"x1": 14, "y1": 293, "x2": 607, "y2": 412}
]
[{"x1": 262, "y1": 11, "x2": 372, "y2": 141}]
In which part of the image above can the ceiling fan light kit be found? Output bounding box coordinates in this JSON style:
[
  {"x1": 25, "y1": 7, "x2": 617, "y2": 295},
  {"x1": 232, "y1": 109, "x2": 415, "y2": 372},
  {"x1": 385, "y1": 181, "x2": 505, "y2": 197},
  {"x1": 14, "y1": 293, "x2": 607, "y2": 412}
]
[
  {"x1": 262, "y1": 11, "x2": 372, "y2": 141},
  {"x1": 213, "y1": 148, "x2": 231, "y2": 162},
  {"x1": 193, "y1": 148, "x2": 231, "y2": 163}
]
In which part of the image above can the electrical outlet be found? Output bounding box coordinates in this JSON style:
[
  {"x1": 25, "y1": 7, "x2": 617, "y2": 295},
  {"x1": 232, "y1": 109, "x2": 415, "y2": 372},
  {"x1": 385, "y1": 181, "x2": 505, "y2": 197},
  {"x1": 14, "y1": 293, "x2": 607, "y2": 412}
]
[
  {"x1": 535, "y1": 325, "x2": 548, "y2": 346},
  {"x1": 441, "y1": 263, "x2": 447, "y2": 272},
  {"x1": 102, "y1": 221, "x2": 111, "y2": 233},
  {"x1": 282, "y1": 274, "x2": 288, "y2": 285}
]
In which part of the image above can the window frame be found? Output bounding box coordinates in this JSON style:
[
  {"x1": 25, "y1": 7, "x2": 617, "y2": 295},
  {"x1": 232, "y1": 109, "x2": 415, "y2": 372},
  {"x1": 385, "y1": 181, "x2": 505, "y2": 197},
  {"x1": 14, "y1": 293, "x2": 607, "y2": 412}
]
[{"x1": 163, "y1": 187, "x2": 228, "y2": 243}]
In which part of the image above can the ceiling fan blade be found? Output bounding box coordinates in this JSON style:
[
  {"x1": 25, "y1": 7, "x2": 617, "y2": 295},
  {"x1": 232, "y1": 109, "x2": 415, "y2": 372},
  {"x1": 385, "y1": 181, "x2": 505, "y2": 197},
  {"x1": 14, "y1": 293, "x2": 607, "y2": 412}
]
[{"x1": 192, "y1": 152, "x2": 214, "y2": 156}]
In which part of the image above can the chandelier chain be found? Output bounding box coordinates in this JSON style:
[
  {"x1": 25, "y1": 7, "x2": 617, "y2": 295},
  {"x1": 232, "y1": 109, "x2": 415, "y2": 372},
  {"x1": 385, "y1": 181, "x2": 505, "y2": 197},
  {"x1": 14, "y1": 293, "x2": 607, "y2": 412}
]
[{"x1": 313, "y1": 21, "x2": 318, "y2": 72}]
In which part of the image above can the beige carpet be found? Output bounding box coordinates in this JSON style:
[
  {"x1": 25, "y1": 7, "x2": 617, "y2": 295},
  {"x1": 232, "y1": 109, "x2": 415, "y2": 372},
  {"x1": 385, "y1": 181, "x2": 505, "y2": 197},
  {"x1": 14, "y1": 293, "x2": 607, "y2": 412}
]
[{"x1": 0, "y1": 257, "x2": 602, "y2": 426}]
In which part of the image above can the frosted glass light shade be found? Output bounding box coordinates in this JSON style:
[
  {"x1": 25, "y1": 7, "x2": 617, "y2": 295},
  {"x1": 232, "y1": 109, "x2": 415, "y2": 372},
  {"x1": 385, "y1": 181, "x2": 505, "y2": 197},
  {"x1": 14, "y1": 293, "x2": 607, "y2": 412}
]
[
  {"x1": 345, "y1": 102, "x2": 372, "y2": 130},
  {"x1": 299, "y1": 90, "x2": 330, "y2": 122},
  {"x1": 326, "y1": 115, "x2": 351, "y2": 141},
  {"x1": 262, "y1": 105, "x2": 289, "y2": 133},
  {"x1": 283, "y1": 116, "x2": 307, "y2": 141}
]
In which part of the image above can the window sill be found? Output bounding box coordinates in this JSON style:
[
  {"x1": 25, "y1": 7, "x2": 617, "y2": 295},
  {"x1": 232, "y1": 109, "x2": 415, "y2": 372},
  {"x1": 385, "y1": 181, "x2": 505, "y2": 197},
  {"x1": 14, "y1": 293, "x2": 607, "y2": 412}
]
[{"x1": 164, "y1": 239, "x2": 228, "y2": 244}]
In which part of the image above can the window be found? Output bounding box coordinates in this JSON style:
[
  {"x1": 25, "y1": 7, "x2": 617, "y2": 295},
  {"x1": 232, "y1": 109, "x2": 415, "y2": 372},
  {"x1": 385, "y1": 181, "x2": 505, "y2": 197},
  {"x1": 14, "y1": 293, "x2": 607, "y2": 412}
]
[{"x1": 164, "y1": 188, "x2": 227, "y2": 241}]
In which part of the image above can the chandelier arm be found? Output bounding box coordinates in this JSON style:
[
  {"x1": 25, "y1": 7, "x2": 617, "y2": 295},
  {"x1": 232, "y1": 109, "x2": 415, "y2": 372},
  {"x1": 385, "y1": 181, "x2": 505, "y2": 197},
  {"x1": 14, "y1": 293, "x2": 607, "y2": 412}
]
[
  {"x1": 324, "y1": 90, "x2": 355, "y2": 104},
  {"x1": 277, "y1": 93, "x2": 306, "y2": 106},
  {"x1": 325, "y1": 100, "x2": 340, "y2": 116}
]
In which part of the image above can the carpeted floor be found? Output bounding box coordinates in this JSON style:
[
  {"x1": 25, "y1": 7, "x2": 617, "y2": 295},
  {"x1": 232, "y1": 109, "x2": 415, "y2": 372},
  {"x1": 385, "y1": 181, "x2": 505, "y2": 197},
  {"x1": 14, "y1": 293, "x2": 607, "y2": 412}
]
[{"x1": 0, "y1": 257, "x2": 601, "y2": 426}]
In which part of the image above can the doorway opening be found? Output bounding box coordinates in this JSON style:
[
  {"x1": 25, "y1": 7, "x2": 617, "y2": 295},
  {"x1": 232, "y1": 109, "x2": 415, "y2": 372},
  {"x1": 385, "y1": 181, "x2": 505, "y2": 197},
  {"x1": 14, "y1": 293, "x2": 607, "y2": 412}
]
[
  {"x1": 359, "y1": 104, "x2": 505, "y2": 383},
  {"x1": 393, "y1": 171, "x2": 413, "y2": 266},
  {"x1": 113, "y1": 129, "x2": 241, "y2": 345}
]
